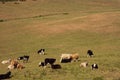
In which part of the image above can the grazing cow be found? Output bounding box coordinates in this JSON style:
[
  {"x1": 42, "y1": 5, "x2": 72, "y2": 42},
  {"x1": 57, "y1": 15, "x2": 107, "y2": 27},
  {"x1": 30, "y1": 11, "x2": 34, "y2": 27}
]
[
  {"x1": 60, "y1": 54, "x2": 72, "y2": 63},
  {"x1": 17, "y1": 55, "x2": 29, "y2": 63},
  {"x1": 80, "y1": 62, "x2": 88, "y2": 68},
  {"x1": 51, "y1": 64, "x2": 61, "y2": 69},
  {"x1": 1, "y1": 59, "x2": 11, "y2": 64},
  {"x1": 8, "y1": 64, "x2": 15, "y2": 70},
  {"x1": 0, "y1": 71, "x2": 11, "y2": 79},
  {"x1": 91, "y1": 63, "x2": 98, "y2": 70},
  {"x1": 60, "y1": 53, "x2": 79, "y2": 63},
  {"x1": 37, "y1": 49, "x2": 45, "y2": 55},
  {"x1": 44, "y1": 58, "x2": 56, "y2": 65},
  {"x1": 87, "y1": 50, "x2": 94, "y2": 57}
]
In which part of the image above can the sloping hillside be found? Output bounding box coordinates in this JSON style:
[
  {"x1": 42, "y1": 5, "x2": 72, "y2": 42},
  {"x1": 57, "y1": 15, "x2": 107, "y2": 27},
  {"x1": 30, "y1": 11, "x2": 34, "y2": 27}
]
[{"x1": 0, "y1": 0, "x2": 120, "y2": 80}]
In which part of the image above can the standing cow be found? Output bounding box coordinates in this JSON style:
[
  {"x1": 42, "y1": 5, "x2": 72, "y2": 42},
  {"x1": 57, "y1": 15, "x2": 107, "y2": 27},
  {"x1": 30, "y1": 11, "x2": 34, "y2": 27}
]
[
  {"x1": 60, "y1": 54, "x2": 72, "y2": 63},
  {"x1": 60, "y1": 53, "x2": 79, "y2": 63},
  {"x1": 87, "y1": 50, "x2": 94, "y2": 57},
  {"x1": 39, "y1": 58, "x2": 56, "y2": 68},
  {"x1": 71, "y1": 53, "x2": 79, "y2": 62},
  {"x1": 44, "y1": 58, "x2": 56, "y2": 65}
]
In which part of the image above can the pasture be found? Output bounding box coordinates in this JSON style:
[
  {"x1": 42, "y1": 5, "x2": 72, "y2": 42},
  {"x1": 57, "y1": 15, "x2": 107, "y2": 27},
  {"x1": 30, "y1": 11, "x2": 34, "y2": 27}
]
[{"x1": 0, "y1": 0, "x2": 120, "y2": 80}]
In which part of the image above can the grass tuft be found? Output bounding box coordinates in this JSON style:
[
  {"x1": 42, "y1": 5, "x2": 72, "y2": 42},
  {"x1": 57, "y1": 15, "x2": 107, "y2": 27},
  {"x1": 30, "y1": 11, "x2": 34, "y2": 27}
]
[{"x1": 93, "y1": 77, "x2": 104, "y2": 80}]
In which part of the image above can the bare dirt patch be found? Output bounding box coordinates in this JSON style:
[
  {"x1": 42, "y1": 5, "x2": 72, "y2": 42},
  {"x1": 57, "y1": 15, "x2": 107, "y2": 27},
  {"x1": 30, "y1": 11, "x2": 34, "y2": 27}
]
[{"x1": 23, "y1": 12, "x2": 120, "y2": 36}]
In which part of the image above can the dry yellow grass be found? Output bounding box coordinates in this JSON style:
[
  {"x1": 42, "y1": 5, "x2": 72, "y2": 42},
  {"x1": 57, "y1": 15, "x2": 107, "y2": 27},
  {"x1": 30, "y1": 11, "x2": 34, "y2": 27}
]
[
  {"x1": 20, "y1": 11, "x2": 120, "y2": 36},
  {"x1": 0, "y1": 0, "x2": 120, "y2": 80}
]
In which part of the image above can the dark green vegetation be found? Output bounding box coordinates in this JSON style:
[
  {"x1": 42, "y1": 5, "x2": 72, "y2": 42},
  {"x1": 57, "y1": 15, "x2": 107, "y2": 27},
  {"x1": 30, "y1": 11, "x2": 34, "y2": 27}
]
[{"x1": 0, "y1": 0, "x2": 120, "y2": 80}]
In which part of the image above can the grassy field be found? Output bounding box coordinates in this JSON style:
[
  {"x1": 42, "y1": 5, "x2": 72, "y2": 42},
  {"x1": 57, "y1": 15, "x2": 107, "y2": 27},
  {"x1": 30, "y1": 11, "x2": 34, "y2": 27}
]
[{"x1": 0, "y1": 0, "x2": 120, "y2": 80}]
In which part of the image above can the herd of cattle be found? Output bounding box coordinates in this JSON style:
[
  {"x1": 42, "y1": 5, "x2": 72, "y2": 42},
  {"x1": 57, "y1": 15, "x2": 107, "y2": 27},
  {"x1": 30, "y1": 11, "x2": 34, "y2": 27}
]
[{"x1": 0, "y1": 49, "x2": 98, "y2": 79}]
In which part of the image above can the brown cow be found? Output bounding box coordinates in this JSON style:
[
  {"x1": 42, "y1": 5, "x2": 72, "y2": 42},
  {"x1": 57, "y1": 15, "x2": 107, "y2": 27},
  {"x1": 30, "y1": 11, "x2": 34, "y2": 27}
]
[
  {"x1": 10, "y1": 59, "x2": 19, "y2": 68},
  {"x1": 71, "y1": 53, "x2": 79, "y2": 62},
  {"x1": 17, "y1": 63, "x2": 25, "y2": 69}
]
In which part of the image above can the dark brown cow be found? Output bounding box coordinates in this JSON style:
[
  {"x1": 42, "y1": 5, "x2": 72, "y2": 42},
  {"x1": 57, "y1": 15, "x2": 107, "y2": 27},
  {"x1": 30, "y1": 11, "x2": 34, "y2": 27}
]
[{"x1": 0, "y1": 71, "x2": 11, "y2": 79}]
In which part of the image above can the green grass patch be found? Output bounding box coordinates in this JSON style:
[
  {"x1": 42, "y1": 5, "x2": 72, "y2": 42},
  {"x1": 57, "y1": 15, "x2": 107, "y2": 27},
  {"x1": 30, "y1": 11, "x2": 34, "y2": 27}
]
[{"x1": 0, "y1": 0, "x2": 120, "y2": 80}]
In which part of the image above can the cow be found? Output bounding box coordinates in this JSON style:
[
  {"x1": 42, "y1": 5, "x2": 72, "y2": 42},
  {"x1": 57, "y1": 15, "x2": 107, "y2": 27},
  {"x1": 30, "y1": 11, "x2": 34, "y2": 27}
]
[
  {"x1": 10, "y1": 59, "x2": 19, "y2": 68},
  {"x1": 17, "y1": 63, "x2": 25, "y2": 69},
  {"x1": 8, "y1": 64, "x2": 15, "y2": 70},
  {"x1": 51, "y1": 64, "x2": 62, "y2": 69},
  {"x1": 1, "y1": 59, "x2": 11, "y2": 64},
  {"x1": 71, "y1": 53, "x2": 79, "y2": 62},
  {"x1": 91, "y1": 63, "x2": 98, "y2": 70},
  {"x1": 44, "y1": 58, "x2": 56, "y2": 65},
  {"x1": 87, "y1": 50, "x2": 94, "y2": 57},
  {"x1": 60, "y1": 53, "x2": 79, "y2": 63},
  {"x1": 60, "y1": 54, "x2": 72, "y2": 63},
  {"x1": 38, "y1": 62, "x2": 45, "y2": 67},
  {"x1": 17, "y1": 55, "x2": 29, "y2": 63},
  {"x1": 0, "y1": 71, "x2": 11, "y2": 79},
  {"x1": 37, "y1": 49, "x2": 45, "y2": 55},
  {"x1": 80, "y1": 62, "x2": 88, "y2": 68},
  {"x1": 39, "y1": 58, "x2": 56, "y2": 68}
]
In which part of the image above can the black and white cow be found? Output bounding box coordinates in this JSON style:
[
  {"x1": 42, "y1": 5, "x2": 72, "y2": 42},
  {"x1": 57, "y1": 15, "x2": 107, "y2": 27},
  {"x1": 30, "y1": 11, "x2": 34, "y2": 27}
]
[
  {"x1": 39, "y1": 58, "x2": 56, "y2": 67},
  {"x1": 38, "y1": 62, "x2": 45, "y2": 67},
  {"x1": 0, "y1": 71, "x2": 11, "y2": 79},
  {"x1": 37, "y1": 49, "x2": 45, "y2": 55},
  {"x1": 44, "y1": 58, "x2": 56, "y2": 65},
  {"x1": 91, "y1": 63, "x2": 98, "y2": 70},
  {"x1": 17, "y1": 55, "x2": 29, "y2": 63},
  {"x1": 87, "y1": 50, "x2": 94, "y2": 57}
]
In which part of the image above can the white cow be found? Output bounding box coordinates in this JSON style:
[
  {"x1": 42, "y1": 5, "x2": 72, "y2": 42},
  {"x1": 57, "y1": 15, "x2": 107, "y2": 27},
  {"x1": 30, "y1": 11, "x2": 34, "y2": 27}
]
[
  {"x1": 8, "y1": 64, "x2": 15, "y2": 70},
  {"x1": 1, "y1": 59, "x2": 11, "y2": 64},
  {"x1": 91, "y1": 63, "x2": 98, "y2": 70},
  {"x1": 60, "y1": 54, "x2": 72, "y2": 63},
  {"x1": 60, "y1": 53, "x2": 79, "y2": 63},
  {"x1": 80, "y1": 62, "x2": 88, "y2": 68}
]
